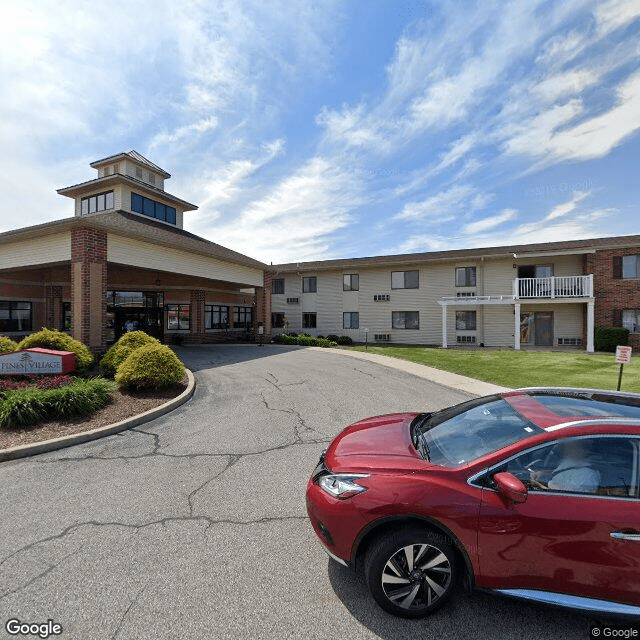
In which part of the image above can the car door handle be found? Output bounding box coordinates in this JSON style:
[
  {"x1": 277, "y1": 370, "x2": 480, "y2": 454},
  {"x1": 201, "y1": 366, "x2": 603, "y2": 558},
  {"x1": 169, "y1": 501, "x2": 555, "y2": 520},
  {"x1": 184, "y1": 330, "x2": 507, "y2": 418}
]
[{"x1": 610, "y1": 531, "x2": 640, "y2": 541}]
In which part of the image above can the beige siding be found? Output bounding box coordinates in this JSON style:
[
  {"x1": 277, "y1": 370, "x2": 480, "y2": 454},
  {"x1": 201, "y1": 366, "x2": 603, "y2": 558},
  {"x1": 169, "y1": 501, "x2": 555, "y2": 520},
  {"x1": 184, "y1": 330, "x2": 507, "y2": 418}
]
[
  {"x1": 0, "y1": 232, "x2": 71, "y2": 269},
  {"x1": 107, "y1": 235, "x2": 263, "y2": 287},
  {"x1": 482, "y1": 306, "x2": 516, "y2": 347},
  {"x1": 271, "y1": 253, "x2": 591, "y2": 346}
]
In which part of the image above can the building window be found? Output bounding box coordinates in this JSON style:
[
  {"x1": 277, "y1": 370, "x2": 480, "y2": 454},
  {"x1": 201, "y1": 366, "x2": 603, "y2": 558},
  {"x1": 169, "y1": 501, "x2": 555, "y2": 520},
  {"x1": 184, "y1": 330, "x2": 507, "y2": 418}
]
[
  {"x1": 63, "y1": 302, "x2": 72, "y2": 332},
  {"x1": 391, "y1": 270, "x2": 419, "y2": 289},
  {"x1": 167, "y1": 304, "x2": 190, "y2": 330},
  {"x1": 392, "y1": 311, "x2": 419, "y2": 329},
  {"x1": 272, "y1": 279, "x2": 285, "y2": 295},
  {"x1": 343, "y1": 312, "x2": 359, "y2": 329},
  {"x1": 343, "y1": 274, "x2": 359, "y2": 291},
  {"x1": 234, "y1": 306, "x2": 253, "y2": 329},
  {"x1": 622, "y1": 310, "x2": 640, "y2": 333},
  {"x1": 205, "y1": 305, "x2": 229, "y2": 330},
  {"x1": 622, "y1": 255, "x2": 640, "y2": 279},
  {"x1": 303, "y1": 313, "x2": 317, "y2": 329},
  {"x1": 135, "y1": 167, "x2": 143, "y2": 179},
  {"x1": 0, "y1": 301, "x2": 32, "y2": 332},
  {"x1": 303, "y1": 277, "x2": 317, "y2": 293},
  {"x1": 148, "y1": 173, "x2": 155, "y2": 185},
  {"x1": 81, "y1": 191, "x2": 114, "y2": 216},
  {"x1": 456, "y1": 310, "x2": 477, "y2": 331},
  {"x1": 106, "y1": 291, "x2": 164, "y2": 307},
  {"x1": 272, "y1": 312, "x2": 286, "y2": 328},
  {"x1": 131, "y1": 192, "x2": 177, "y2": 225},
  {"x1": 455, "y1": 267, "x2": 476, "y2": 287}
]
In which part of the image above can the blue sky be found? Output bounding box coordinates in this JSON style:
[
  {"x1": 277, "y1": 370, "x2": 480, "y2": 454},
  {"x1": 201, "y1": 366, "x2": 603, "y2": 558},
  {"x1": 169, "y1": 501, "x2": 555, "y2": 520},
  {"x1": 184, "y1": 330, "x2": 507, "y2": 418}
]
[{"x1": 1, "y1": 1, "x2": 639, "y2": 264}]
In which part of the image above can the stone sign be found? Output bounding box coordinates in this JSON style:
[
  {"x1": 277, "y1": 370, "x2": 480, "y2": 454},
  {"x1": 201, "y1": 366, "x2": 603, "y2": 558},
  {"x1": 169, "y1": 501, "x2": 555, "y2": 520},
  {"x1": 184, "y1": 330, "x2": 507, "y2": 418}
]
[{"x1": 0, "y1": 348, "x2": 76, "y2": 375}]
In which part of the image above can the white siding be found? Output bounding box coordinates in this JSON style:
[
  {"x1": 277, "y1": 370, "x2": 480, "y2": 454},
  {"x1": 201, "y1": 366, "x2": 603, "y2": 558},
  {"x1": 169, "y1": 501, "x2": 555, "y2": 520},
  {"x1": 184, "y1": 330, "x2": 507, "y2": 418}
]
[
  {"x1": 108, "y1": 235, "x2": 263, "y2": 286},
  {"x1": 0, "y1": 233, "x2": 71, "y2": 269}
]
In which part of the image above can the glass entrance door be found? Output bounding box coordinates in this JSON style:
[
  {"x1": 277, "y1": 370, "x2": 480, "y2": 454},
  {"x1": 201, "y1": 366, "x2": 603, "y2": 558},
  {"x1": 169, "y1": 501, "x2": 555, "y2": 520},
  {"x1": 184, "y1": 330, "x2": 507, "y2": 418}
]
[
  {"x1": 520, "y1": 311, "x2": 554, "y2": 346},
  {"x1": 105, "y1": 291, "x2": 164, "y2": 344}
]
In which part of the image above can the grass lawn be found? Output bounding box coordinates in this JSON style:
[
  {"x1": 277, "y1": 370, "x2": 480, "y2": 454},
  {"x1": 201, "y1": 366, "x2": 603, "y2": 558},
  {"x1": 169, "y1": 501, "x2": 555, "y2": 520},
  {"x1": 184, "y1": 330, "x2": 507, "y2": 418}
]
[{"x1": 350, "y1": 346, "x2": 640, "y2": 392}]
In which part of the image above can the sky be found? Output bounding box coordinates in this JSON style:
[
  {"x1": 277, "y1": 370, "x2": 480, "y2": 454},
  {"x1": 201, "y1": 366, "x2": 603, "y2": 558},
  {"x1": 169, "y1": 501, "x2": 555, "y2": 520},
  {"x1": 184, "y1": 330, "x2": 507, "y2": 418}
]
[{"x1": 1, "y1": 0, "x2": 639, "y2": 265}]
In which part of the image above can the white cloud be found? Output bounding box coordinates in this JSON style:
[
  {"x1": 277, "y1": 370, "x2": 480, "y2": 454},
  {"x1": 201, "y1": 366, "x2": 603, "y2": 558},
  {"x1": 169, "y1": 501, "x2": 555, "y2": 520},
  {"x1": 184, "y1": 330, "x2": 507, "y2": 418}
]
[
  {"x1": 463, "y1": 209, "x2": 517, "y2": 235},
  {"x1": 595, "y1": 0, "x2": 640, "y2": 38},
  {"x1": 544, "y1": 190, "x2": 591, "y2": 221},
  {"x1": 502, "y1": 99, "x2": 584, "y2": 157},
  {"x1": 532, "y1": 69, "x2": 600, "y2": 103},
  {"x1": 196, "y1": 157, "x2": 366, "y2": 263},
  {"x1": 394, "y1": 185, "x2": 477, "y2": 222}
]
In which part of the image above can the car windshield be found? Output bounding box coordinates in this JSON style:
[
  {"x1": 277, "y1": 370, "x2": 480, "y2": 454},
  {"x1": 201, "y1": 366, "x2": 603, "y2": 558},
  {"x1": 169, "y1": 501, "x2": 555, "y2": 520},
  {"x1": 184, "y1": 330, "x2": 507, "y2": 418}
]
[{"x1": 413, "y1": 396, "x2": 544, "y2": 467}]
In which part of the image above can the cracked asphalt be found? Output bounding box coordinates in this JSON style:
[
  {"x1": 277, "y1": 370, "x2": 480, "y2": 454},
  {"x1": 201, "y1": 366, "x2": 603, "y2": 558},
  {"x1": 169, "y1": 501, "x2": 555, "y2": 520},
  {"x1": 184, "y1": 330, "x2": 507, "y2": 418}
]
[{"x1": 1, "y1": 345, "x2": 599, "y2": 639}]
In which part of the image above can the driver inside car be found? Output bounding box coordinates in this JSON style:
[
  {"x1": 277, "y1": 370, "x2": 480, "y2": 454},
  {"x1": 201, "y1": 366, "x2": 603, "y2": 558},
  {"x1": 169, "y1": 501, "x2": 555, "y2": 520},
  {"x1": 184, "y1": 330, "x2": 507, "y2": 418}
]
[{"x1": 531, "y1": 439, "x2": 601, "y2": 494}]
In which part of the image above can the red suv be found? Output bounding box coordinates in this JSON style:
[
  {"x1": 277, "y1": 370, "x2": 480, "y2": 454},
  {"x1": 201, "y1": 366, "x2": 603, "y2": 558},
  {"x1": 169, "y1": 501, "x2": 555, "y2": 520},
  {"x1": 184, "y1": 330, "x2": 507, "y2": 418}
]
[{"x1": 306, "y1": 388, "x2": 640, "y2": 618}]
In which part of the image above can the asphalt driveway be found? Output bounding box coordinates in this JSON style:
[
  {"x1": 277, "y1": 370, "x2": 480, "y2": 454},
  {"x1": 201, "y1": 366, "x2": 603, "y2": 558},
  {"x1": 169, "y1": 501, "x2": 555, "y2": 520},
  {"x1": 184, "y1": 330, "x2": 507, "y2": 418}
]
[{"x1": 0, "y1": 345, "x2": 601, "y2": 639}]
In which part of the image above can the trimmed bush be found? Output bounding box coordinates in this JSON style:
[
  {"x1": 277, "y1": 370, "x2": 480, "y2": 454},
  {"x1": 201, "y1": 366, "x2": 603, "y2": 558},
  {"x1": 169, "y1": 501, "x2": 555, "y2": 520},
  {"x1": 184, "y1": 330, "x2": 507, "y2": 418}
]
[
  {"x1": 0, "y1": 378, "x2": 115, "y2": 429},
  {"x1": 336, "y1": 335, "x2": 353, "y2": 346},
  {"x1": 115, "y1": 344, "x2": 185, "y2": 390},
  {"x1": 316, "y1": 338, "x2": 338, "y2": 348},
  {"x1": 272, "y1": 334, "x2": 336, "y2": 348},
  {"x1": 100, "y1": 331, "x2": 160, "y2": 375},
  {"x1": 595, "y1": 327, "x2": 630, "y2": 352},
  {"x1": 326, "y1": 335, "x2": 340, "y2": 343},
  {"x1": 0, "y1": 336, "x2": 19, "y2": 354},
  {"x1": 17, "y1": 329, "x2": 93, "y2": 371}
]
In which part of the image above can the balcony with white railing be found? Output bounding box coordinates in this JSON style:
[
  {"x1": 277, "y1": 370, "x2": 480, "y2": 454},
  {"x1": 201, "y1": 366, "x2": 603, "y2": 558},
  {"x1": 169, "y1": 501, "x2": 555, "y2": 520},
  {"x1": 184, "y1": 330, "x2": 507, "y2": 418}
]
[{"x1": 514, "y1": 274, "x2": 593, "y2": 299}]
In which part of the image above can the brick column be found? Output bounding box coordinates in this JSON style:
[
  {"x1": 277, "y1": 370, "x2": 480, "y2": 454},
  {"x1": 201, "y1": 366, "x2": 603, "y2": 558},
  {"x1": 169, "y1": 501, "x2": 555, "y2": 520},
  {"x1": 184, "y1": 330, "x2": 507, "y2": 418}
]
[
  {"x1": 71, "y1": 228, "x2": 107, "y2": 350},
  {"x1": 257, "y1": 272, "x2": 273, "y2": 341},
  {"x1": 189, "y1": 289, "x2": 206, "y2": 343},
  {"x1": 45, "y1": 285, "x2": 63, "y2": 331}
]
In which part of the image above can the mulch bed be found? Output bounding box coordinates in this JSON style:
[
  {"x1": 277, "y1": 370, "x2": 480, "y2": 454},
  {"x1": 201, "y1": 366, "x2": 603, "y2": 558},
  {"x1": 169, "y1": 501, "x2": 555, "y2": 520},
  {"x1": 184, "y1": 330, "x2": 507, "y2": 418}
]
[{"x1": 0, "y1": 378, "x2": 188, "y2": 452}]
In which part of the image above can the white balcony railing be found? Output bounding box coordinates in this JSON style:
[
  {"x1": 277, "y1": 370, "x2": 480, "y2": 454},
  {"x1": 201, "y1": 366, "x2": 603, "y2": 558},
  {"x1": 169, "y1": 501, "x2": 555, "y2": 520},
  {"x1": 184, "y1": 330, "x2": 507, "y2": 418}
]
[{"x1": 514, "y1": 275, "x2": 593, "y2": 299}]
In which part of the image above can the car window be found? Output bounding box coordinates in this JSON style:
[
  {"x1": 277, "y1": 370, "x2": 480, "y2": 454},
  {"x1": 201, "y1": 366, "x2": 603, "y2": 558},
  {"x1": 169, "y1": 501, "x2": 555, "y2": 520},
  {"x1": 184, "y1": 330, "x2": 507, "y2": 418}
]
[
  {"x1": 501, "y1": 437, "x2": 637, "y2": 498},
  {"x1": 529, "y1": 393, "x2": 640, "y2": 419},
  {"x1": 416, "y1": 398, "x2": 543, "y2": 467}
]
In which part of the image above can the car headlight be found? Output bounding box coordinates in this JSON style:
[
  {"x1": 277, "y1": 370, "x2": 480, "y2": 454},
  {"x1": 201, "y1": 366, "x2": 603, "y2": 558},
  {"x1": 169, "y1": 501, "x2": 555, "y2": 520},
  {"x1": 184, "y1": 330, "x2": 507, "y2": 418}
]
[{"x1": 318, "y1": 474, "x2": 369, "y2": 499}]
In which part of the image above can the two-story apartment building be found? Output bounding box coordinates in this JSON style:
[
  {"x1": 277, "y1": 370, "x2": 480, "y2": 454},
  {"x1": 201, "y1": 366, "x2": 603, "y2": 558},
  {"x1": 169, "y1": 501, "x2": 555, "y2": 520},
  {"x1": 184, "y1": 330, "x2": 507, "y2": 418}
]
[{"x1": 268, "y1": 236, "x2": 640, "y2": 353}]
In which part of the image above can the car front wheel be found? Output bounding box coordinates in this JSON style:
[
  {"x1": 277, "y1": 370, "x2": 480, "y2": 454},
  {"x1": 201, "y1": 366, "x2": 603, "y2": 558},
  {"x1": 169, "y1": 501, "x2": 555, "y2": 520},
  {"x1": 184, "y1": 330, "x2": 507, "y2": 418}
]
[{"x1": 364, "y1": 526, "x2": 457, "y2": 618}]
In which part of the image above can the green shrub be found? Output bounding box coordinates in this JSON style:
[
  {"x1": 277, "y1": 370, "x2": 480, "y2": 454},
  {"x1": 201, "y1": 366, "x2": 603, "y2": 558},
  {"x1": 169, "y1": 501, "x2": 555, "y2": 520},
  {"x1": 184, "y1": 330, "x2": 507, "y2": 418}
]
[
  {"x1": 336, "y1": 335, "x2": 353, "y2": 346},
  {"x1": 0, "y1": 378, "x2": 115, "y2": 429},
  {"x1": 100, "y1": 331, "x2": 160, "y2": 375},
  {"x1": 17, "y1": 329, "x2": 93, "y2": 371},
  {"x1": 316, "y1": 338, "x2": 338, "y2": 348},
  {"x1": 297, "y1": 335, "x2": 316, "y2": 346},
  {"x1": 115, "y1": 344, "x2": 185, "y2": 390},
  {"x1": 0, "y1": 336, "x2": 19, "y2": 353},
  {"x1": 326, "y1": 335, "x2": 340, "y2": 343},
  {"x1": 595, "y1": 327, "x2": 629, "y2": 352},
  {"x1": 273, "y1": 334, "x2": 299, "y2": 345}
]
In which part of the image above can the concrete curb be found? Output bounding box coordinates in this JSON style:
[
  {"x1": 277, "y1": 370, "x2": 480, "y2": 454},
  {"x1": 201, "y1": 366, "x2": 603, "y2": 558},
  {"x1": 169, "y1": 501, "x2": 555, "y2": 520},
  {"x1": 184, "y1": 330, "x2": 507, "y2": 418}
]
[
  {"x1": 317, "y1": 348, "x2": 511, "y2": 397},
  {"x1": 0, "y1": 369, "x2": 196, "y2": 463}
]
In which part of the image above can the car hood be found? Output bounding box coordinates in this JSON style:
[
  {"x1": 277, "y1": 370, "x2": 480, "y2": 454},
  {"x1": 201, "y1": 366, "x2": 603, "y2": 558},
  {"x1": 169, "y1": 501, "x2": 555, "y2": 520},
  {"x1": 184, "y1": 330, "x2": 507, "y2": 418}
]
[{"x1": 324, "y1": 412, "x2": 427, "y2": 473}]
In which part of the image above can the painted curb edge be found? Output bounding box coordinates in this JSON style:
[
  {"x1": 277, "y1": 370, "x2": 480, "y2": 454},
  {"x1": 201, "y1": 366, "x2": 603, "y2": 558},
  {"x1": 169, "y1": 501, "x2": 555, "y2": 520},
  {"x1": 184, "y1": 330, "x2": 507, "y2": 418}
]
[{"x1": 0, "y1": 368, "x2": 196, "y2": 463}]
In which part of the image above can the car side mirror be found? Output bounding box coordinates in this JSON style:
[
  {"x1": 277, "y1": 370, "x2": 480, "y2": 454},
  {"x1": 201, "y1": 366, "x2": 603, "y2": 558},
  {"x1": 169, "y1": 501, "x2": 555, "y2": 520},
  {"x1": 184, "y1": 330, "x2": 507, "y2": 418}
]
[{"x1": 493, "y1": 472, "x2": 528, "y2": 504}]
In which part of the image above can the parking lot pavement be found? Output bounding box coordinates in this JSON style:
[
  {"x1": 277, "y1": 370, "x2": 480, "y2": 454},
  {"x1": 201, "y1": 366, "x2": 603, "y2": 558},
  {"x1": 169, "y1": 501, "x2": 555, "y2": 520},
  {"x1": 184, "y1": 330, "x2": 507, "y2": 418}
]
[{"x1": 0, "y1": 345, "x2": 597, "y2": 639}]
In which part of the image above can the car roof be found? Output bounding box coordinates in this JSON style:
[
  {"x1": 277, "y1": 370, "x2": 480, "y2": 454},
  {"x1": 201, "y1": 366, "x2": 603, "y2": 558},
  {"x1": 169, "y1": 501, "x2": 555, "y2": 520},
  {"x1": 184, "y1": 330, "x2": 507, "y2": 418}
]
[{"x1": 501, "y1": 388, "x2": 640, "y2": 432}]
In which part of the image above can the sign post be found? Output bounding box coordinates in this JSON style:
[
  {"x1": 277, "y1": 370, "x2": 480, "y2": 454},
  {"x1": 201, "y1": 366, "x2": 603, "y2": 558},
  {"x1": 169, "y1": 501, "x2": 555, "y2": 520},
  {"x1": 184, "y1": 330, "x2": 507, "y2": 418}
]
[{"x1": 615, "y1": 345, "x2": 632, "y2": 391}]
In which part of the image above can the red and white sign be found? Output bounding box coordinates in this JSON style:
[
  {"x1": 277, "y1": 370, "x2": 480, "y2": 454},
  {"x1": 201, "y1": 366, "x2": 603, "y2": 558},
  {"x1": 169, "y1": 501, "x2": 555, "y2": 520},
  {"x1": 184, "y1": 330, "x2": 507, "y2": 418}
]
[
  {"x1": 0, "y1": 348, "x2": 76, "y2": 375},
  {"x1": 615, "y1": 345, "x2": 632, "y2": 365}
]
